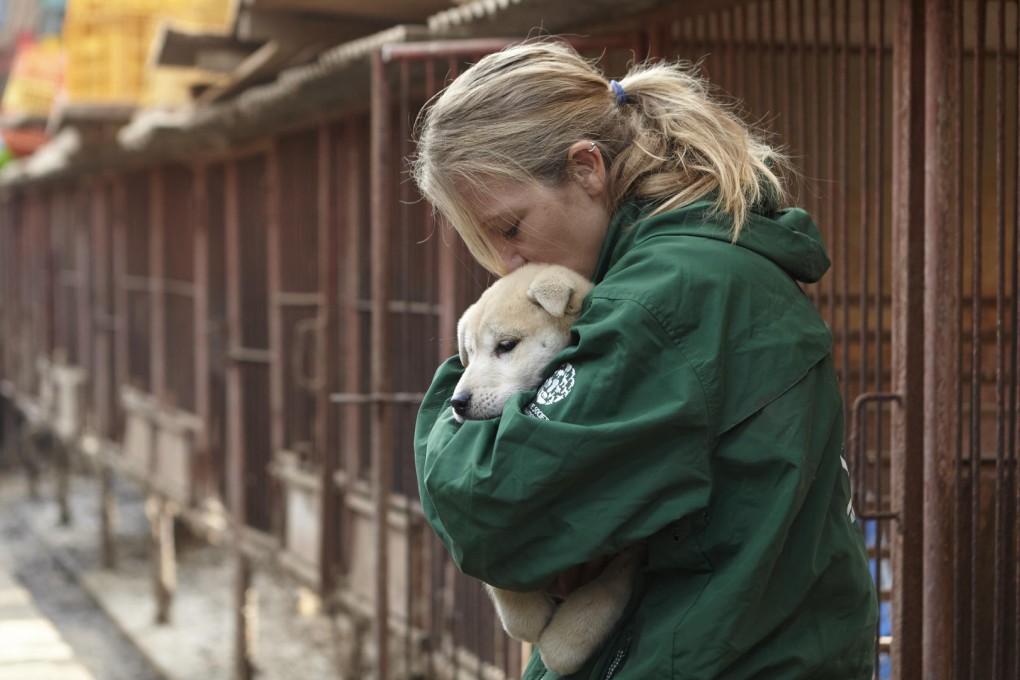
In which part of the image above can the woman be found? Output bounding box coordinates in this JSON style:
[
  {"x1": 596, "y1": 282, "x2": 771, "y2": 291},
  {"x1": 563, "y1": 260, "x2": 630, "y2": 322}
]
[{"x1": 412, "y1": 40, "x2": 877, "y2": 679}]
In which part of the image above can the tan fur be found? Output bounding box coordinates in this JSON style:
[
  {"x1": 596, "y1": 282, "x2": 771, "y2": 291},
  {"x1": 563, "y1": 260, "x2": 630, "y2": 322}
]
[
  {"x1": 454, "y1": 263, "x2": 642, "y2": 675},
  {"x1": 453, "y1": 264, "x2": 591, "y2": 422}
]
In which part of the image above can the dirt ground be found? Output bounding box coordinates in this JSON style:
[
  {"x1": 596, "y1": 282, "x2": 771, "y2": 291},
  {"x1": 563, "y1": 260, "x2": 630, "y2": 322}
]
[{"x1": 0, "y1": 463, "x2": 346, "y2": 680}]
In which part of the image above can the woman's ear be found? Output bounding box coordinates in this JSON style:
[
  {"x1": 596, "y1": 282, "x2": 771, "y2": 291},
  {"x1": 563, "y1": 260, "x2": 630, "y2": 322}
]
[{"x1": 566, "y1": 140, "x2": 607, "y2": 200}]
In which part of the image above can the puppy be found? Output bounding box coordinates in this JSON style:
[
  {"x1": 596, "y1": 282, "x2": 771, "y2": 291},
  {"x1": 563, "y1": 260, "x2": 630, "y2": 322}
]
[{"x1": 453, "y1": 263, "x2": 642, "y2": 675}]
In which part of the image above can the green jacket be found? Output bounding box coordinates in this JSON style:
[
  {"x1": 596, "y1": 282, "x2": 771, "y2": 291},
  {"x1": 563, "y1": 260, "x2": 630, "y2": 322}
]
[{"x1": 415, "y1": 200, "x2": 877, "y2": 679}]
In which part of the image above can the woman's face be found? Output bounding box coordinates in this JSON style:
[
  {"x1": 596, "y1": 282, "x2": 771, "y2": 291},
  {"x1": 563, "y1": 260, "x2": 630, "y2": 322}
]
[{"x1": 466, "y1": 142, "x2": 610, "y2": 279}]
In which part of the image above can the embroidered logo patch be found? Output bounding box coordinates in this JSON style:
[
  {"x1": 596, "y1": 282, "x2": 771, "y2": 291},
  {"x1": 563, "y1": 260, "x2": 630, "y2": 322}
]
[
  {"x1": 524, "y1": 403, "x2": 549, "y2": 420},
  {"x1": 536, "y1": 363, "x2": 575, "y2": 406}
]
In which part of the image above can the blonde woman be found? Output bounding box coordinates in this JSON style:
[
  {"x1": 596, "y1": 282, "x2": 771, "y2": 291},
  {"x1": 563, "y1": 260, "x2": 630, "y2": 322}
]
[{"x1": 413, "y1": 40, "x2": 877, "y2": 680}]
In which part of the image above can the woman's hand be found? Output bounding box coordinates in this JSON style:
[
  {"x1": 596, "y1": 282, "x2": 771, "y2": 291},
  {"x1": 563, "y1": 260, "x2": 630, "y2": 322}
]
[{"x1": 545, "y1": 555, "x2": 613, "y2": 598}]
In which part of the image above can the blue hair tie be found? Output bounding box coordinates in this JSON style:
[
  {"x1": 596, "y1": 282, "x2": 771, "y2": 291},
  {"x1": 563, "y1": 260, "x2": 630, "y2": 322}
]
[{"x1": 609, "y1": 80, "x2": 627, "y2": 106}]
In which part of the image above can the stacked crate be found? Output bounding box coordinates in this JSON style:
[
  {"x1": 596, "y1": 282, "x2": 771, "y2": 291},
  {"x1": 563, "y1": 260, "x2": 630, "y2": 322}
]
[
  {"x1": 0, "y1": 36, "x2": 64, "y2": 156},
  {"x1": 1, "y1": 36, "x2": 65, "y2": 118},
  {"x1": 61, "y1": 0, "x2": 232, "y2": 107}
]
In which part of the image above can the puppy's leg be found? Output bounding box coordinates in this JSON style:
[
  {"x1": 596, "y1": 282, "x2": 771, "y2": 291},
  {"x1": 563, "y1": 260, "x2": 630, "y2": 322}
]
[
  {"x1": 538, "y1": 546, "x2": 643, "y2": 675},
  {"x1": 485, "y1": 585, "x2": 555, "y2": 644}
]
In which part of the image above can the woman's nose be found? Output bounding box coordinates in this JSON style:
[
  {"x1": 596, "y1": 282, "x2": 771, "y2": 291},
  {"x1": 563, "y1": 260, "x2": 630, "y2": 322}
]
[{"x1": 501, "y1": 249, "x2": 526, "y2": 272}]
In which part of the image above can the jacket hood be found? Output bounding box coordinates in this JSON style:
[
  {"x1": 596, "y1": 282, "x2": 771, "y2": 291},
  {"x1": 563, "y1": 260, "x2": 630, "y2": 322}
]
[{"x1": 597, "y1": 200, "x2": 831, "y2": 285}]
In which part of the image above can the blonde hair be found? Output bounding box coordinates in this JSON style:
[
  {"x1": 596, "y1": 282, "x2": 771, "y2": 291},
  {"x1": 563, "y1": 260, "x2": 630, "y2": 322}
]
[{"x1": 411, "y1": 39, "x2": 786, "y2": 275}]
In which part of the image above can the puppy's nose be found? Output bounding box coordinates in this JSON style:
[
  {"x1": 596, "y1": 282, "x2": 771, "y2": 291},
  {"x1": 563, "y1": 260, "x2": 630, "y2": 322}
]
[{"x1": 450, "y1": 393, "x2": 471, "y2": 418}]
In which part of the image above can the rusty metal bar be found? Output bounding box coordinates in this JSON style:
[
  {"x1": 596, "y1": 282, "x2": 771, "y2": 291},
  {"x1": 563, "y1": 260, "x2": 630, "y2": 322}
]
[
  {"x1": 224, "y1": 158, "x2": 253, "y2": 680},
  {"x1": 1012, "y1": 8, "x2": 1020, "y2": 679},
  {"x1": 1014, "y1": 21, "x2": 1020, "y2": 676},
  {"x1": 91, "y1": 181, "x2": 116, "y2": 568},
  {"x1": 383, "y1": 38, "x2": 516, "y2": 62},
  {"x1": 112, "y1": 178, "x2": 129, "y2": 419},
  {"x1": 266, "y1": 143, "x2": 284, "y2": 464},
  {"x1": 91, "y1": 183, "x2": 110, "y2": 437},
  {"x1": 227, "y1": 347, "x2": 273, "y2": 364},
  {"x1": 767, "y1": 0, "x2": 777, "y2": 119},
  {"x1": 873, "y1": 0, "x2": 887, "y2": 560},
  {"x1": 923, "y1": 0, "x2": 962, "y2": 674},
  {"x1": 370, "y1": 48, "x2": 394, "y2": 680},
  {"x1": 224, "y1": 159, "x2": 244, "y2": 522},
  {"x1": 397, "y1": 54, "x2": 415, "y2": 676},
  {"x1": 857, "y1": 0, "x2": 873, "y2": 511},
  {"x1": 382, "y1": 36, "x2": 636, "y2": 63},
  {"x1": 889, "y1": 0, "x2": 926, "y2": 675},
  {"x1": 149, "y1": 169, "x2": 166, "y2": 400},
  {"x1": 991, "y1": 5, "x2": 1009, "y2": 678},
  {"x1": 193, "y1": 164, "x2": 211, "y2": 479},
  {"x1": 329, "y1": 392, "x2": 425, "y2": 405},
  {"x1": 969, "y1": 4, "x2": 987, "y2": 677},
  {"x1": 316, "y1": 120, "x2": 340, "y2": 595},
  {"x1": 423, "y1": 55, "x2": 445, "y2": 680},
  {"x1": 75, "y1": 189, "x2": 91, "y2": 385},
  {"x1": 273, "y1": 291, "x2": 323, "y2": 306},
  {"x1": 837, "y1": 0, "x2": 850, "y2": 400},
  {"x1": 852, "y1": 392, "x2": 903, "y2": 505},
  {"x1": 808, "y1": 0, "x2": 822, "y2": 312},
  {"x1": 338, "y1": 120, "x2": 363, "y2": 486}
]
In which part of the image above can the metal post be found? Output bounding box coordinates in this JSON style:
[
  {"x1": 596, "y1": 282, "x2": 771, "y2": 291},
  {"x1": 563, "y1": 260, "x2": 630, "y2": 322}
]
[
  {"x1": 112, "y1": 178, "x2": 129, "y2": 421},
  {"x1": 149, "y1": 169, "x2": 165, "y2": 402},
  {"x1": 923, "y1": 0, "x2": 961, "y2": 676},
  {"x1": 193, "y1": 164, "x2": 211, "y2": 502},
  {"x1": 225, "y1": 159, "x2": 254, "y2": 680},
  {"x1": 316, "y1": 121, "x2": 340, "y2": 595},
  {"x1": 890, "y1": 1, "x2": 926, "y2": 675},
  {"x1": 370, "y1": 48, "x2": 394, "y2": 680},
  {"x1": 266, "y1": 143, "x2": 284, "y2": 458},
  {"x1": 92, "y1": 182, "x2": 116, "y2": 568}
]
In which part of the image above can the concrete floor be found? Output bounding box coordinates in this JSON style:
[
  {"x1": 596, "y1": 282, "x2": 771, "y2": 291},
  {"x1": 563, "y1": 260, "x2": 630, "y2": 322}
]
[{"x1": 0, "y1": 466, "x2": 343, "y2": 680}]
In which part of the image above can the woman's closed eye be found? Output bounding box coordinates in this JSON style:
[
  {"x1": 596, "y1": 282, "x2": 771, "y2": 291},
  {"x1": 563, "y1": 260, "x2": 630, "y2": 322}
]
[{"x1": 501, "y1": 220, "x2": 521, "y2": 240}]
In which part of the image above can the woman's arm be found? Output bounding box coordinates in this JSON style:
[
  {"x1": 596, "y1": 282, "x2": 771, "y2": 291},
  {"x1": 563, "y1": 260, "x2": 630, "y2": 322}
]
[{"x1": 415, "y1": 296, "x2": 713, "y2": 591}]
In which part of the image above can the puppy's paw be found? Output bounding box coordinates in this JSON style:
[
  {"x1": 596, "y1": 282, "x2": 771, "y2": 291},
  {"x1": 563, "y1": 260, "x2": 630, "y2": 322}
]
[
  {"x1": 538, "y1": 617, "x2": 593, "y2": 676},
  {"x1": 486, "y1": 586, "x2": 555, "y2": 643},
  {"x1": 536, "y1": 548, "x2": 644, "y2": 675}
]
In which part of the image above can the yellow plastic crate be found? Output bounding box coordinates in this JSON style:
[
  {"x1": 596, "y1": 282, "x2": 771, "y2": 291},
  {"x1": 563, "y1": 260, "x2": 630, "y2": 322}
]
[
  {"x1": 63, "y1": 13, "x2": 155, "y2": 103},
  {"x1": 1, "y1": 37, "x2": 65, "y2": 118},
  {"x1": 61, "y1": 0, "x2": 233, "y2": 105}
]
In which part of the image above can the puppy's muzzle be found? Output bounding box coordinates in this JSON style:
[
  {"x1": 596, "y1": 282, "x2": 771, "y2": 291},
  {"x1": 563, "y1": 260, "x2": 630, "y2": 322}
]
[{"x1": 450, "y1": 392, "x2": 471, "y2": 420}]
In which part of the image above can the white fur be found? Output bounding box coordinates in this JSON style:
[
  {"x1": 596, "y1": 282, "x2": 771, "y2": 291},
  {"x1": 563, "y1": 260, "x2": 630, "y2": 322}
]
[{"x1": 455, "y1": 264, "x2": 642, "y2": 675}]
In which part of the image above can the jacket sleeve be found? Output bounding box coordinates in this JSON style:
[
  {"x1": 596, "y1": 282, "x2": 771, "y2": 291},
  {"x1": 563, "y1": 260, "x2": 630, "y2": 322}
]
[{"x1": 414, "y1": 295, "x2": 714, "y2": 591}]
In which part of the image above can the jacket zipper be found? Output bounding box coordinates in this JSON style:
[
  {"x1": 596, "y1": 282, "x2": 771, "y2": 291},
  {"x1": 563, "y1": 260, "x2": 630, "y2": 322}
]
[{"x1": 602, "y1": 633, "x2": 632, "y2": 680}]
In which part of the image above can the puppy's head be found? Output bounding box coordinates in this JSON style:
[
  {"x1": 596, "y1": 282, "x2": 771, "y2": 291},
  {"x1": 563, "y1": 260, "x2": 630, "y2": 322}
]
[{"x1": 451, "y1": 263, "x2": 593, "y2": 422}]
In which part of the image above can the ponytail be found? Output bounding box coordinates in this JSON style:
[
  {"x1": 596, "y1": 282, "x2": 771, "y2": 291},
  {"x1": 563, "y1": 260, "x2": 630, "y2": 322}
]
[{"x1": 412, "y1": 40, "x2": 787, "y2": 274}]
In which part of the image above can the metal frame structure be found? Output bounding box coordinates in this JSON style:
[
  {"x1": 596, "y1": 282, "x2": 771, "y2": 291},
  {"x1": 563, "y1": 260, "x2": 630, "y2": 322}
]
[{"x1": 0, "y1": 2, "x2": 1016, "y2": 678}]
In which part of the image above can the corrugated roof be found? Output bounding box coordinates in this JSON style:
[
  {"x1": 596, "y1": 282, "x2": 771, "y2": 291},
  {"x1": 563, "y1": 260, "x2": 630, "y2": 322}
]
[
  {"x1": 1, "y1": 0, "x2": 672, "y2": 184},
  {"x1": 117, "y1": 24, "x2": 430, "y2": 155},
  {"x1": 428, "y1": 0, "x2": 669, "y2": 35}
]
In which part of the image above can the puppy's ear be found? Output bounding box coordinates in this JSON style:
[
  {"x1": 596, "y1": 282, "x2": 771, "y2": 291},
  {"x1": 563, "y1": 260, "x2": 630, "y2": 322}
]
[
  {"x1": 456, "y1": 303, "x2": 477, "y2": 366},
  {"x1": 526, "y1": 266, "x2": 594, "y2": 318}
]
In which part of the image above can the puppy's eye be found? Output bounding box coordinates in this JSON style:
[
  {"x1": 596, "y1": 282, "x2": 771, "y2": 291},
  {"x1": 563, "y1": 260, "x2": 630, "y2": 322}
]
[{"x1": 495, "y1": 339, "x2": 519, "y2": 355}]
